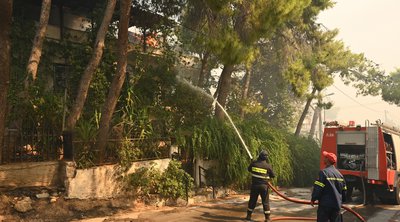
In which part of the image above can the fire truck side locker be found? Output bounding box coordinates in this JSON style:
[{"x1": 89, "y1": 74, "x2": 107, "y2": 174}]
[
  {"x1": 366, "y1": 127, "x2": 379, "y2": 180},
  {"x1": 336, "y1": 130, "x2": 366, "y2": 201}
]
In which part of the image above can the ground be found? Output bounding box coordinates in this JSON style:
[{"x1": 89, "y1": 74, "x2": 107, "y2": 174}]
[
  {"x1": 0, "y1": 187, "x2": 135, "y2": 222},
  {"x1": 1, "y1": 187, "x2": 400, "y2": 222}
]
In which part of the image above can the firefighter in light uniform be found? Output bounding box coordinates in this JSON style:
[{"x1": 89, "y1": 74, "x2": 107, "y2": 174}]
[
  {"x1": 311, "y1": 151, "x2": 347, "y2": 222},
  {"x1": 245, "y1": 150, "x2": 275, "y2": 222}
]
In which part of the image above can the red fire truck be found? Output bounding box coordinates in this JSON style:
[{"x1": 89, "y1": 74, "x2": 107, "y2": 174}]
[{"x1": 321, "y1": 120, "x2": 400, "y2": 204}]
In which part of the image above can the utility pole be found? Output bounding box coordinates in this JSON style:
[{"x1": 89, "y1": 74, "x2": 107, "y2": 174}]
[
  {"x1": 384, "y1": 110, "x2": 388, "y2": 123},
  {"x1": 319, "y1": 108, "x2": 323, "y2": 143},
  {"x1": 320, "y1": 92, "x2": 334, "y2": 143}
]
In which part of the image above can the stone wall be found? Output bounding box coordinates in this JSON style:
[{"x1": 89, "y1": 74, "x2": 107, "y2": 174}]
[
  {"x1": 0, "y1": 161, "x2": 61, "y2": 188},
  {"x1": 126, "y1": 158, "x2": 171, "y2": 174},
  {"x1": 64, "y1": 158, "x2": 171, "y2": 199},
  {"x1": 0, "y1": 159, "x2": 171, "y2": 199},
  {"x1": 64, "y1": 163, "x2": 121, "y2": 199}
]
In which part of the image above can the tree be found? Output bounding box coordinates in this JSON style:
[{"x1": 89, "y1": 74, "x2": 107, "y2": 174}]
[
  {"x1": 346, "y1": 60, "x2": 386, "y2": 97},
  {"x1": 0, "y1": 0, "x2": 13, "y2": 163},
  {"x1": 130, "y1": 0, "x2": 185, "y2": 52},
  {"x1": 241, "y1": 30, "x2": 307, "y2": 129},
  {"x1": 65, "y1": 0, "x2": 117, "y2": 131},
  {"x1": 240, "y1": 66, "x2": 251, "y2": 118},
  {"x1": 294, "y1": 87, "x2": 317, "y2": 136},
  {"x1": 96, "y1": 0, "x2": 132, "y2": 163},
  {"x1": 293, "y1": 29, "x2": 367, "y2": 136},
  {"x1": 184, "y1": 0, "x2": 311, "y2": 120},
  {"x1": 237, "y1": 0, "x2": 335, "y2": 129},
  {"x1": 25, "y1": 0, "x2": 52, "y2": 87},
  {"x1": 382, "y1": 69, "x2": 400, "y2": 106},
  {"x1": 179, "y1": 1, "x2": 214, "y2": 88}
]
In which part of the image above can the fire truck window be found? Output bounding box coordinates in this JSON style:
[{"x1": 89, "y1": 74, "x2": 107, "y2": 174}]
[
  {"x1": 384, "y1": 134, "x2": 396, "y2": 170},
  {"x1": 337, "y1": 145, "x2": 365, "y2": 171}
]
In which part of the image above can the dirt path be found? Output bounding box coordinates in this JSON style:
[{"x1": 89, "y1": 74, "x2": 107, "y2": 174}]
[
  {"x1": 79, "y1": 188, "x2": 400, "y2": 222},
  {"x1": 79, "y1": 189, "x2": 318, "y2": 222}
]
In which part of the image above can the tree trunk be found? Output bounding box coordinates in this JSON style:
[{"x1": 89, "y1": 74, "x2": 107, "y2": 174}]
[
  {"x1": 96, "y1": 0, "x2": 131, "y2": 164},
  {"x1": 294, "y1": 87, "x2": 317, "y2": 137},
  {"x1": 215, "y1": 64, "x2": 235, "y2": 120},
  {"x1": 0, "y1": 0, "x2": 13, "y2": 164},
  {"x1": 25, "y1": 0, "x2": 52, "y2": 87},
  {"x1": 308, "y1": 106, "x2": 320, "y2": 139},
  {"x1": 142, "y1": 29, "x2": 147, "y2": 52},
  {"x1": 197, "y1": 51, "x2": 209, "y2": 87},
  {"x1": 65, "y1": 0, "x2": 117, "y2": 131},
  {"x1": 240, "y1": 66, "x2": 251, "y2": 119}
]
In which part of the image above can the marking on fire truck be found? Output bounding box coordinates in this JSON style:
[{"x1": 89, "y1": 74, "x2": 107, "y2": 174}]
[{"x1": 325, "y1": 133, "x2": 335, "y2": 137}]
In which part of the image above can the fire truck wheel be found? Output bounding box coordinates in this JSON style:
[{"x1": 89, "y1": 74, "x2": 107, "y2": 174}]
[{"x1": 395, "y1": 181, "x2": 400, "y2": 205}]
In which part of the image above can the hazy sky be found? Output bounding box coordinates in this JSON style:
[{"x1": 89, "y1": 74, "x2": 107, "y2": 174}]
[{"x1": 317, "y1": 0, "x2": 400, "y2": 126}]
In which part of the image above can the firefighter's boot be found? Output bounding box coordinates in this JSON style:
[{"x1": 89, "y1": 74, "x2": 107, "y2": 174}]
[
  {"x1": 264, "y1": 213, "x2": 271, "y2": 222},
  {"x1": 245, "y1": 210, "x2": 252, "y2": 221}
]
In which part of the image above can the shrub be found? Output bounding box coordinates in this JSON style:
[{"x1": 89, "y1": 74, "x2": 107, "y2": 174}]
[
  {"x1": 126, "y1": 161, "x2": 194, "y2": 200},
  {"x1": 286, "y1": 135, "x2": 320, "y2": 187},
  {"x1": 158, "y1": 160, "x2": 194, "y2": 200},
  {"x1": 126, "y1": 163, "x2": 161, "y2": 197},
  {"x1": 74, "y1": 118, "x2": 98, "y2": 169},
  {"x1": 118, "y1": 139, "x2": 142, "y2": 171},
  {"x1": 176, "y1": 117, "x2": 293, "y2": 188}
]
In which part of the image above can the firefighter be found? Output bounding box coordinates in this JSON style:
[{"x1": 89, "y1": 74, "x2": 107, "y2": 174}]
[
  {"x1": 311, "y1": 151, "x2": 347, "y2": 222},
  {"x1": 245, "y1": 150, "x2": 275, "y2": 222}
]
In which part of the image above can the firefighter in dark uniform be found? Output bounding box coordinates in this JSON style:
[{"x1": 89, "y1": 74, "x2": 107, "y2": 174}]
[
  {"x1": 245, "y1": 150, "x2": 275, "y2": 222},
  {"x1": 311, "y1": 151, "x2": 347, "y2": 222}
]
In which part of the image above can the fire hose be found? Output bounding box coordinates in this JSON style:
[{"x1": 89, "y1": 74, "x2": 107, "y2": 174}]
[{"x1": 267, "y1": 181, "x2": 366, "y2": 222}]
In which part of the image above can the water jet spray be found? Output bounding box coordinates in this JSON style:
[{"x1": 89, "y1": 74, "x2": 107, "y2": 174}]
[{"x1": 176, "y1": 76, "x2": 253, "y2": 160}]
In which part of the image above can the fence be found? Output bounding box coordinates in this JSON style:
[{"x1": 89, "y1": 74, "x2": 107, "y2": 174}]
[
  {"x1": 1, "y1": 128, "x2": 63, "y2": 164},
  {"x1": 63, "y1": 131, "x2": 172, "y2": 166},
  {"x1": 2, "y1": 128, "x2": 172, "y2": 165}
]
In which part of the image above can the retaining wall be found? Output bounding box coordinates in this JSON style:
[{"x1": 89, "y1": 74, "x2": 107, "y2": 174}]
[
  {"x1": 0, "y1": 159, "x2": 171, "y2": 199},
  {"x1": 0, "y1": 161, "x2": 61, "y2": 188},
  {"x1": 64, "y1": 158, "x2": 171, "y2": 199}
]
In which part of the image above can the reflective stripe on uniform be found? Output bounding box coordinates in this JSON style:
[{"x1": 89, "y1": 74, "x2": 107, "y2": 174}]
[
  {"x1": 248, "y1": 208, "x2": 254, "y2": 212},
  {"x1": 252, "y1": 167, "x2": 268, "y2": 174},
  {"x1": 251, "y1": 173, "x2": 270, "y2": 179},
  {"x1": 343, "y1": 186, "x2": 347, "y2": 190},
  {"x1": 264, "y1": 210, "x2": 271, "y2": 214},
  {"x1": 327, "y1": 177, "x2": 344, "y2": 182},
  {"x1": 314, "y1": 181, "x2": 325, "y2": 187}
]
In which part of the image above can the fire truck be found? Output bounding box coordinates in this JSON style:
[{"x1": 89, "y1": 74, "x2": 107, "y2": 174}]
[{"x1": 321, "y1": 120, "x2": 400, "y2": 204}]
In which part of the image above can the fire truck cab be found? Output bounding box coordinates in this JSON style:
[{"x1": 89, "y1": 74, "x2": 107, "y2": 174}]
[{"x1": 321, "y1": 120, "x2": 400, "y2": 204}]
